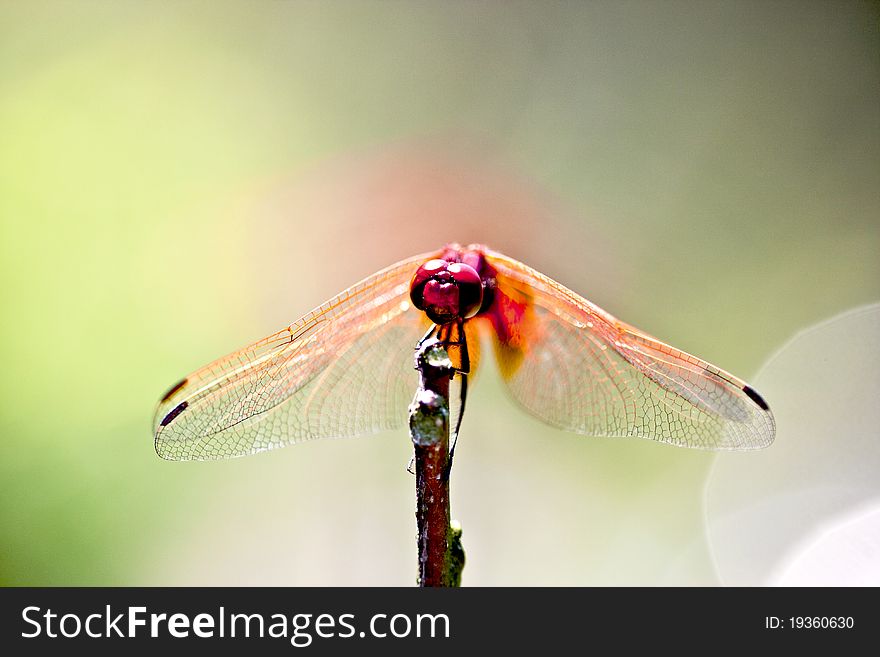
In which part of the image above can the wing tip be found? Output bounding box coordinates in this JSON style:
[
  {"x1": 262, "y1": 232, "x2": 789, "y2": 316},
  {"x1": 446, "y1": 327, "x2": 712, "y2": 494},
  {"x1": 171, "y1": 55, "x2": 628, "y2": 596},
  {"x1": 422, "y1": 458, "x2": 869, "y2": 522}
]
[
  {"x1": 740, "y1": 384, "x2": 776, "y2": 449},
  {"x1": 742, "y1": 385, "x2": 770, "y2": 411},
  {"x1": 154, "y1": 445, "x2": 177, "y2": 461},
  {"x1": 159, "y1": 401, "x2": 188, "y2": 427},
  {"x1": 154, "y1": 400, "x2": 189, "y2": 461},
  {"x1": 160, "y1": 377, "x2": 188, "y2": 403}
]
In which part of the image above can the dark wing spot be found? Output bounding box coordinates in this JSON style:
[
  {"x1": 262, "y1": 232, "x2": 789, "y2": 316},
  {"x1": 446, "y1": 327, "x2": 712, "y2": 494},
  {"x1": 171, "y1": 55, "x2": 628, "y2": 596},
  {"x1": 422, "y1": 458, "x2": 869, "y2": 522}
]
[
  {"x1": 160, "y1": 401, "x2": 188, "y2": 427},
  {"x1": 160, "y1": 378, "x2": 188, "y2": 403},
  {"x1": 742, "y1": 385, "x2": 770, "y2": 411}
]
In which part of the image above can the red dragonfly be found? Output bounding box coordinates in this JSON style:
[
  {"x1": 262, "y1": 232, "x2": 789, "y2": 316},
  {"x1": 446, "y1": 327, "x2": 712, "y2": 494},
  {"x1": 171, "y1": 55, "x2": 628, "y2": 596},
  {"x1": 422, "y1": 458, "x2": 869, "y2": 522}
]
[{"x1": 154, "y1": 244, "x2": 775, "y2": 460}]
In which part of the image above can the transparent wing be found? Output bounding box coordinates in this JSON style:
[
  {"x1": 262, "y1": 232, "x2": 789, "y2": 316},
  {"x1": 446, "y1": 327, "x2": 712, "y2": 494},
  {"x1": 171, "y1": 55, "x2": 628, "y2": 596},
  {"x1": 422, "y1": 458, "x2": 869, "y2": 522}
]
[
  {"x1": 483, "y1": 249, "x2": 775, "y2": 450},
  {"x1": 153, "y1": 251, "x2": 437, "y2": 461}
]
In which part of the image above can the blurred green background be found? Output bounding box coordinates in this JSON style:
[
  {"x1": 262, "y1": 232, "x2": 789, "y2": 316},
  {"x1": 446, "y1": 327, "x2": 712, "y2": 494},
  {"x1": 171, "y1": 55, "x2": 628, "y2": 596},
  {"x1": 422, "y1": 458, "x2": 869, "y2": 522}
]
[{"x1": 1, "y1": 0, "x2": 877, "y2": 585}]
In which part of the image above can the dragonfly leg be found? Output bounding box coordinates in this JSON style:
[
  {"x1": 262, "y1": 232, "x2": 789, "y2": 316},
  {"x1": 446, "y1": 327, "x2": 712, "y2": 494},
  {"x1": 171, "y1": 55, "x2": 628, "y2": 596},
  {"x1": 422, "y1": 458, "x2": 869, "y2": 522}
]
[
  {"x1": 417, "y1": 323, "x2": 440, "y2": 349},
  {"x1": 445, "y1": 318, "x2": 469, "y2": 477},
  {"x1": 449, "y1": 372, "x2": 467, "y2": 467},
  {"x1": 456, "y1": 317, "x2": 470, "y2": 375}
]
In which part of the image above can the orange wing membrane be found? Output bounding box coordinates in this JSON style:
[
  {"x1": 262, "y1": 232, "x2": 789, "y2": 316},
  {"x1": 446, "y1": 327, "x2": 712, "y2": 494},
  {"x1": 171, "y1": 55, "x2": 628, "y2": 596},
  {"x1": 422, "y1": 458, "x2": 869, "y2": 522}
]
[
  {"x1": 153, "y1": 251, "x2": 437, "y2": 460},
  {"x1": 482, "y1": 248, "x2": 775, "y2": 450},
  {"x1": 154, "y1": 244, "x2": 774, "y2": 460}
]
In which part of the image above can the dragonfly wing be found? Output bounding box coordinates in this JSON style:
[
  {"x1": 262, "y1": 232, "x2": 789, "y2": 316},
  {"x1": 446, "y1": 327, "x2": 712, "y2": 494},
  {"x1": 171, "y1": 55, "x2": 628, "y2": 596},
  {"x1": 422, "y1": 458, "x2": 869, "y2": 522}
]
[
  {"x1": 482, "y1": 249, "x2": 775, "y2": 450},
  {"x1": 154, "y1": 252, "x2": 437, "y2": 460}
]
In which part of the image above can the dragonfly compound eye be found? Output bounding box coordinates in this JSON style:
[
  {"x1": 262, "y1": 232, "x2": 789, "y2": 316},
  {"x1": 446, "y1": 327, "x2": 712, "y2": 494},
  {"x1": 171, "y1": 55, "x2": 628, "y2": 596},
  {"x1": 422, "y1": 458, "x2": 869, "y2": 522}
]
[{"x1": 410, "y1": 260, "x2": 483, "y2": 324}]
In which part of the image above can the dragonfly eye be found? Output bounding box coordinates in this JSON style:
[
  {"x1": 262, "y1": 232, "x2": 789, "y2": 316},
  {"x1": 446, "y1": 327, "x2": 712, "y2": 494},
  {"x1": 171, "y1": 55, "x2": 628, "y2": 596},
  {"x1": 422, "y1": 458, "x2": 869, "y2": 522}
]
[{"x1": 410, "y1": 260, "x2": 483, "y2": 324}]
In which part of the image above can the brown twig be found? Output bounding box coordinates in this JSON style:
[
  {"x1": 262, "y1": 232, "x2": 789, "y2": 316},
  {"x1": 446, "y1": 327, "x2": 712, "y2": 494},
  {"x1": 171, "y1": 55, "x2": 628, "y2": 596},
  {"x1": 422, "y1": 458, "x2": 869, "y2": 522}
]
[{"x1": 409, "y1": 337, "x2": 465, "y2": 587}]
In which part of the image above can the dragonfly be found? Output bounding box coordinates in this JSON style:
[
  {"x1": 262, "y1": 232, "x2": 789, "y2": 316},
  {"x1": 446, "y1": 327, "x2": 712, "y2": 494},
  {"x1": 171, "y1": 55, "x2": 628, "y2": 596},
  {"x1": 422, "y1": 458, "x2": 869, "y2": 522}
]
[{"x1": 153, "y1": 244, "x2": 775, "y2": 461}]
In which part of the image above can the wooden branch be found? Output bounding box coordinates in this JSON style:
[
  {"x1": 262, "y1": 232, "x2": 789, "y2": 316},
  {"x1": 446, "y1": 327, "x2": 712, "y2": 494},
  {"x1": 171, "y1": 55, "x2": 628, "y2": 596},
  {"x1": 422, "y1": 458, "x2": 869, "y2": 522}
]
[{"x1": 409, "y1": 337, "x2": 465, "y2": 587}]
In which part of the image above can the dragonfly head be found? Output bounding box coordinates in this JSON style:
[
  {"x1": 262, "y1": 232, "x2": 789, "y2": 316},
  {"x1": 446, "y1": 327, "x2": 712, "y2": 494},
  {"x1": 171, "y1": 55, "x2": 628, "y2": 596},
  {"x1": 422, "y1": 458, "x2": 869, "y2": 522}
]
[{"x1": 410, "y1": 254, "x2": 483, "y2": 324}]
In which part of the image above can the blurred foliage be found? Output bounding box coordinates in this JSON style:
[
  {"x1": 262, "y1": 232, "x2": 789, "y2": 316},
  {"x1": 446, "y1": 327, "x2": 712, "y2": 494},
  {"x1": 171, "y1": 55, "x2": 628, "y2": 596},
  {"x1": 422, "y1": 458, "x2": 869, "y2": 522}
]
[{"x1": 0, "y1": 0, "x2": 877, "y2": 585}]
